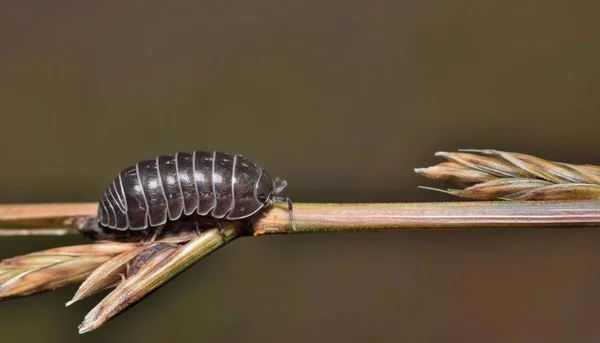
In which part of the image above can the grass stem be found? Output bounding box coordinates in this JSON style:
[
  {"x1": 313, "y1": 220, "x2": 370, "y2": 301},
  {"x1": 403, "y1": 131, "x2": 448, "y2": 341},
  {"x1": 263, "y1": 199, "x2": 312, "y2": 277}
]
[
  {"x1": 253, "y1": 201, "x2": 600, "y2": 234},
  {"x1": 2, "y1": 201, "x2": 600, "y2": 237}
]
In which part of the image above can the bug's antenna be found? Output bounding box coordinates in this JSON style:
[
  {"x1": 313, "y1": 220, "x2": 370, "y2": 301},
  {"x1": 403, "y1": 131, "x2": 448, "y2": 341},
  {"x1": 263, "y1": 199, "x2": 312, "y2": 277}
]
[
  {"x1": 272, "y1": 196, "x2": 296, "y2": 232},
  {"x1": 273, "y1": 177, "x2": 288, "y2": 194}
]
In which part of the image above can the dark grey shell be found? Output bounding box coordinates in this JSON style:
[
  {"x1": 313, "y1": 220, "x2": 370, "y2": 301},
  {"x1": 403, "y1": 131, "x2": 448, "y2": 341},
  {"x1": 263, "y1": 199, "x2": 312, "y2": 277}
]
[{"x1": 97, "y1": 151, "x2": 280, "y2": 231}]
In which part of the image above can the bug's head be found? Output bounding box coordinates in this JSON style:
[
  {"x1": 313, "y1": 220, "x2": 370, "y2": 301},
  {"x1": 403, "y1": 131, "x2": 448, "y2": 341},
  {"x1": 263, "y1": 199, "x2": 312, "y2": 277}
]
[
  {"x1": 255, "y1": 170, "x2": 287, "y2": 205},
  {"x1": 255, "y1": 172, "x2": 295, "y2": 231}
]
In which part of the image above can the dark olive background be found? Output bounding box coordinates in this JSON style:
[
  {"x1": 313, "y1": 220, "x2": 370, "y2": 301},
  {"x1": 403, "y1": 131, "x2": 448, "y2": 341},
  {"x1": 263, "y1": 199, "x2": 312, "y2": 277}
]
[{"x1": 2, "y1": 1, "x2": 600, "y2": 342}]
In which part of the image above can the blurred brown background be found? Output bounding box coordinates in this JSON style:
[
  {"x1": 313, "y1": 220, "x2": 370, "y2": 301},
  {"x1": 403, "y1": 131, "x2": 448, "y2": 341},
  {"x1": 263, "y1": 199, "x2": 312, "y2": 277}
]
[{"x1": 2, "y1": 1, "x2": 600, "y2": 342}]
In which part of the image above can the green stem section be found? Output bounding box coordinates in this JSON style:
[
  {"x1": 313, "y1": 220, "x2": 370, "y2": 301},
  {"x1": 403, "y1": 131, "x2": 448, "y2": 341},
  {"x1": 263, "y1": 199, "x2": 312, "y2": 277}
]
[{"x1": 253, "y1": 200, "x2": 600, "y2": 234}]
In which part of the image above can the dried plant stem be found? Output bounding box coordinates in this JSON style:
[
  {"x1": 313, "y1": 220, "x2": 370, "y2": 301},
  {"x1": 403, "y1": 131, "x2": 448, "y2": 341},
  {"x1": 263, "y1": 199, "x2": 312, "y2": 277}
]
[
  {"x1": 0, "y1": 228, "x2": 79, "y2": 236},
  {"x1": 254, "y1": 201, "x2": 600, "y2": 234},
  {"x1": 2, "y1": 202, "x2": 600, "y2": 238},
  {"x1": 0, "y1": 203, "x2": 96, "y2": 235}
]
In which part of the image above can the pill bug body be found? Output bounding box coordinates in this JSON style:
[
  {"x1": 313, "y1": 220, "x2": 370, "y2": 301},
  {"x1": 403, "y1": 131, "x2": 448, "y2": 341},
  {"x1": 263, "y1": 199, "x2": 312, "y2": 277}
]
[{"x1": 88, "y1": 151, "x2": 292, "y2": 237}]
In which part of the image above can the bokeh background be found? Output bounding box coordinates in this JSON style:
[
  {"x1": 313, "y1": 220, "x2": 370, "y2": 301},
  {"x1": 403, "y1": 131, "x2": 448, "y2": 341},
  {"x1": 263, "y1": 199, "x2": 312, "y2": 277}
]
[{"x1": 2, "y1": 1, "x2": 600, "y2": 342}]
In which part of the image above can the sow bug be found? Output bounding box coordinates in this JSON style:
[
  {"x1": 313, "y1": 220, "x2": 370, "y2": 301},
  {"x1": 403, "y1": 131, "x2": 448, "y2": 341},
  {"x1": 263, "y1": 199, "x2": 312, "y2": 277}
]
[{"x1": 82, "y1": 151, "x2": 295, "y2": 240}]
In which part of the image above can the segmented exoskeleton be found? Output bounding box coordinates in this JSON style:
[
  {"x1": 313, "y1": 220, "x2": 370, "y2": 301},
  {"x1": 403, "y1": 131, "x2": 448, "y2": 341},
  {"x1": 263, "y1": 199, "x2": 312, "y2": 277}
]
[{"x1": 90, "y1": 151, "x2": 293, "y2": 236}]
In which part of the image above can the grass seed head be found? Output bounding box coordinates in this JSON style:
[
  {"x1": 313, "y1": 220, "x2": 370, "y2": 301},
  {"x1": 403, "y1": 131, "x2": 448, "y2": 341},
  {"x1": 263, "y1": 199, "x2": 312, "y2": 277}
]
[
  {"x1": 417, "y1": 150, "x2": 600, "y2": 201},
  {"x1": 0, "y1": 242, "x2": 137, "y2": 300}
]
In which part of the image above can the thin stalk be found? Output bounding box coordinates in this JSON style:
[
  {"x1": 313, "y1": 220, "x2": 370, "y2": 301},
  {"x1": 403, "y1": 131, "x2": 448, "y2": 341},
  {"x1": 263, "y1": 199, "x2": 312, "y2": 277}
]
[
  {"x1": 2, "y1": 202, "x2": 600, "y2": 238},
  {"x1": 0, "y1": 203, "x2": 96, "y2": 235},
  {"x1": 0, "y1": 228, "x2": 79, "y2": 236},
  {"x1": 253, "y1": 201, "x2": 600, "y2": 234}
]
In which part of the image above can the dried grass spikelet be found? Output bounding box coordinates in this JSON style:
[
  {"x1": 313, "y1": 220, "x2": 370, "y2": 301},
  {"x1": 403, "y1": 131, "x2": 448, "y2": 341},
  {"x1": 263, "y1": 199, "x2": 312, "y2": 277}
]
[
  {"x1": 65, "y1": 245, "x2": 147, "y2": 306},
  {"x1": 415, "y1": 149, "x2": 600, "y2": 200},
  {"x1": 77, "y1": 226, "x2": 238, "y2": 334},
  {"x1": 0, "y1": 219, "x2": 240, "y2": 334},
  {"x1": 0, "y1": 242, "x2": 136, "y2": 299}
]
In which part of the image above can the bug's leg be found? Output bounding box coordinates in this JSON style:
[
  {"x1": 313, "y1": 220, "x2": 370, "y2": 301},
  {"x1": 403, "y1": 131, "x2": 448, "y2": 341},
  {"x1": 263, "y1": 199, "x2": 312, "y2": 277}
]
[
  {"x1": 215, "y1": 219, "x2": 225, "y2": 235},
  {"x1": 272, "y1": 197, "x2": 297, "y2": 232},
  {"x1": 149, "y1": 225, "x2": 164, "y2": 243},
  {"x1": 140, "y1": 230, "x2": 151, "y2": 245},
  {"x1": 140, "y1": 225, "x2": 163, "y2": 245},
  {"x1": 193, "y1": 221, "x2": 202, "y2": 235}
]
